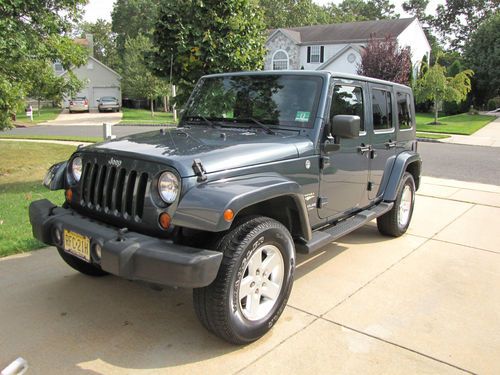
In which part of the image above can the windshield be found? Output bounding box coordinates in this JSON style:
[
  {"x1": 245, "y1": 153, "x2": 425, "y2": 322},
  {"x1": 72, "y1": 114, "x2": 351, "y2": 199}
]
[{"x1": 184, "y1": 75, "x2": 323, "y2": 128}]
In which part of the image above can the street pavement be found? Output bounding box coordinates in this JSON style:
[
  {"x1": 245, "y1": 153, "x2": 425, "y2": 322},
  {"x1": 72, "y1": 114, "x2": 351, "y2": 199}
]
[
  {"x1": 1, "y1": 176, "x2": 499, "y2": 374},
  {"x1": 40, "y1": 109, "x2": 123, "y2": 126}
]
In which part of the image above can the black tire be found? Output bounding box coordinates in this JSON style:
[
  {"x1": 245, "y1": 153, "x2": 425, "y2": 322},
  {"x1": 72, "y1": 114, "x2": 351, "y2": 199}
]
[
  {"x1": 377, "y1": 172, "x2": 416, "y2": 237},
  {"x1": 193, "y1": 216, "x2": 295, "y2": 344},
  {"x1": 56, "y1": 247, "x2": 109, "y2": 277}
]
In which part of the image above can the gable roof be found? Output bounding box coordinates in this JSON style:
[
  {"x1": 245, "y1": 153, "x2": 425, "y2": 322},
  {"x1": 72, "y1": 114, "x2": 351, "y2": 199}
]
[
  {"x1": 60, "y1": 56, "x2": 122, "y2": 79},
  {"x1": 269, "y1": 18, "x2": 416, "y2": 45},
  {"x1": 317, "y1": 44, "x2": 362, "y2": 70}
]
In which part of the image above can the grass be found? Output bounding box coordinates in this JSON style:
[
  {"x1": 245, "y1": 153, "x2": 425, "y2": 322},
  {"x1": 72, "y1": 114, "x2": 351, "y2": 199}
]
[
  {"x1": 15, "y1": 107, "x2": 61, "y2": 125},
  {"x1": 0, "y1": 141, "x2": 76, "y2": 257},
  {"x1": 119, "y1": 108, "x2": 177, "y2": 124},
  {"x1": 416, "y1": 132, "x2": 451, "y2": 140},
  {"x1": 0, "y1": 134, "x2": 101, "y2": 143},
  {"x1": 416, "y1": 113, "x2": 495, "y2": 135}
]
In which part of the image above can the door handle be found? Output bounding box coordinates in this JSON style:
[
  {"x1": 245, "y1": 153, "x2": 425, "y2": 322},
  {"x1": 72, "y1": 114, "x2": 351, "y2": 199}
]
[
  {"x1": 358, "y1": 144, "x2": 371, "y2": 155},
  {"x1": 385, "y1": 140, "x2": 397, "y2": 149}
]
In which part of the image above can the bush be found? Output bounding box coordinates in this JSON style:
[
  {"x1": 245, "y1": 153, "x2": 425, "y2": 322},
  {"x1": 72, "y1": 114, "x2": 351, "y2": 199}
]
[{"x1": 487, "y1": 97, "x2": 500, "y2": 111}]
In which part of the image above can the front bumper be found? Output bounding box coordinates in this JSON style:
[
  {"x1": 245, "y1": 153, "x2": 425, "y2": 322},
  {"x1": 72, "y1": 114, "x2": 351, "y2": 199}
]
[{"x1": 29, "y1": 199, "x2": 223, "y2": 288}]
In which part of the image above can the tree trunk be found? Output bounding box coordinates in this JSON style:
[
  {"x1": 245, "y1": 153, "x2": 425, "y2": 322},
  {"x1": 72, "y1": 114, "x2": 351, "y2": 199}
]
[
  {"x1": 38, "y1": 99, "x2": 41, "y2": 116},
  {"x1": 163, "y1": 96, "x2": 167, "y2": 112},
  {"x1": 166, "y1": 95, "x2": 170, "y2": 112},
  {"x1": 150, "y1": 98, "x2": 154, "y2": 117},
  {"x1": 434, "y1": 99, "x2": 439, "y2": 124}
]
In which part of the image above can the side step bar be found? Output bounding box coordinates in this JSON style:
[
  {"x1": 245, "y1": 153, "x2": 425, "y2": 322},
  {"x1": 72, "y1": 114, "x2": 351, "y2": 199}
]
[{"x1": 295, "y1": 202, "x2": 394, "y2": 254}]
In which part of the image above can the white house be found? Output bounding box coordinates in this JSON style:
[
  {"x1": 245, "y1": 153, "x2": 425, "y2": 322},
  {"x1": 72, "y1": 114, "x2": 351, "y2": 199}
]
[
  {"x1": 265, "y1": 17, "x2": 431, "y2": 77},
  {"x1": 58, "y1": 35, "x2": 122, "y2": 109}
]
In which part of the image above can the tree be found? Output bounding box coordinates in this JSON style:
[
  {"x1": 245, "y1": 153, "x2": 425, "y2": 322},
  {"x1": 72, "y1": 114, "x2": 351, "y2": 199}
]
[
  {"x1": 357, "y1": 35, "x2": 412, "y2": 85},
  {"x1": 334, "y1": 0, "x2": 397, "y2": 22},
  {"x1": 111, "y1": 0, "x2": 160, "y2": 57},
  {"x1": 414, "y1": 59, "x2": 473, "y2": 124},
  {"x1": 122, "y1": 35, "x2": 169, "y2": 116},
  {"x1": 432, "y1": 0, "x2": 499, "y2": 51},
  {"x1": 258, "y1": 0, "x2": 330, "y2": 29},
  {"x1": 0, "y1": 0, "x2": 88, "y2": 129},
  {"x1": 153, "y1": 0, "x2": 267, "y2": 104},
  {"x1": 79, "y1": 19, "x2": 119, "y2": 69},
  {"x1": 464, "y1": 12, "x2": 500, "y2": 105}
]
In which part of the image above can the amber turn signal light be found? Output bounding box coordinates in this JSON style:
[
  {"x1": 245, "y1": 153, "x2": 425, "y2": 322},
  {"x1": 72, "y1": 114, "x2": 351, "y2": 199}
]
[
  {"x1": 223, "y1": 209, "x2": 234, "y2": 222},
  {"x1": 65, "y1": 188, "x2": 73, "y2": 202},
  {"x1": 159, "y1": 212, "x2": 171, "y2": 230}
]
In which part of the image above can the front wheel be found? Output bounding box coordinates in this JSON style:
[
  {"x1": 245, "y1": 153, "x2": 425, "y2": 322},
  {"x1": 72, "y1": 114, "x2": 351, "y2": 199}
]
[
  {"x1": 377, "y1": 172, "x2": 416, "y2": 237},
  {"x1": 193, "y1": 216, "x2": 295, "y2": 344}
]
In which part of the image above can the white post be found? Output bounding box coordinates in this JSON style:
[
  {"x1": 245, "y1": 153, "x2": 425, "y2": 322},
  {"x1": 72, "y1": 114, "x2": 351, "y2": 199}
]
[
  {"x1": 172, "y1": 85, "x2": 177, "y2": 123},
  {"x1": 103, "y1": 122, "x2": 115, "y2": 140}
]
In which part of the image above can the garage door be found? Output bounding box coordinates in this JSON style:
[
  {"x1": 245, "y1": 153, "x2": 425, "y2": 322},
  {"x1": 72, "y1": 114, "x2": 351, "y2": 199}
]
[{"x1": 92, "y1": 87, "x2": 121, "y2": 108}]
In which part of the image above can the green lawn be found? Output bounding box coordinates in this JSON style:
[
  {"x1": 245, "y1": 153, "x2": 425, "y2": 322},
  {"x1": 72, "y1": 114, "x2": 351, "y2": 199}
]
[
  {"x1": 119, "y1": 108, "x2": 177, "y2": 124},
  {"x1": 15, "y1": 107, "x2": 61, "y2": 125},
  {"x1": 416, "y1": 113, "x2": 495, "y2": 135},
  {"x1": 416, "y1": 132, "x2": 451, "y2": 140},
  {"x1": 0, "y1": 134, "x2": 101, "y2": 143},
  {"x1": 0, "y1": 141, "x2": 75, "y2": 257}
]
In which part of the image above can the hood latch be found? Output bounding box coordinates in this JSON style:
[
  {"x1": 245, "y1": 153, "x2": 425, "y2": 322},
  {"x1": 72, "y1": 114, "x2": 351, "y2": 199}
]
[{"x1": 192, "y1": 159, "x2": 207, "y2": 182}]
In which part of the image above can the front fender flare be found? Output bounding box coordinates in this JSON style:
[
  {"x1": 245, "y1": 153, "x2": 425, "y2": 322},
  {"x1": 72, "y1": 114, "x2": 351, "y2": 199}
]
[
  {"x1": 172, "y1": 173, "x2": 312, "y2": 240},
  {"x1": 43, "y1": 161, "x2": 68, "y2": 190}
]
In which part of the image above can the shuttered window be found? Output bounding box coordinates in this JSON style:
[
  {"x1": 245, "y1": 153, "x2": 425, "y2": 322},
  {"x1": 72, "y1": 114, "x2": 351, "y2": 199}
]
[{"x1": 307, "y1": 46, "x2": 324, "y2": 64}]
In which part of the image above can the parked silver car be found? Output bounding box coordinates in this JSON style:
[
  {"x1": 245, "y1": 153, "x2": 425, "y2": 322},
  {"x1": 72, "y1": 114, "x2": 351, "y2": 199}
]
[
  {"x1": 97, "y1": 97, "x2": 120, "y2": 113},
  {"x1": 69, "y1": 97, "x2": 89, "y2": 113}
]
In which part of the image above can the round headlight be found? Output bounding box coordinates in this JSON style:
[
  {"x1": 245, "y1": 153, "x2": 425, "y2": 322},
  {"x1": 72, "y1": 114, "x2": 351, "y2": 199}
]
[
  {"x1": 71, "y1": 157, "x2": 83, "y2": 182},
  {"x1": 158, "y1": 171, "x2": 179, "y2": 203}
]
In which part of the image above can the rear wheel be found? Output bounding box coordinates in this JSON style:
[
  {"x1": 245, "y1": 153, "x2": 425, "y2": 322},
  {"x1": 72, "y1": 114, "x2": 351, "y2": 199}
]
[
  {"x1": 193, "y1": 216, "x2": 295, "y2": 344},
  {"x1": 377, "y1": 172, "x2": 416, "y2": 237},
  {"x1": 56, "y1": 247, "x2": 108, "y2": 277}
]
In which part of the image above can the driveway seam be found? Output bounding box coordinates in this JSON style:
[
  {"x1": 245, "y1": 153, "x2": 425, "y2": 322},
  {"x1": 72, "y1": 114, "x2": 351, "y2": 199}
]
[
  {"x1": 320, "y1": 318, "x2": 476, "y2": 374},
  {"x1": 430, "y1": 238, "x2": 500, "y2": 255},
  {"x1": 233, "y1": 317, "x2": 319, "y2": 375},
  {"x1": 417, "y1": 193, "x2": 500, "y2": 208}
]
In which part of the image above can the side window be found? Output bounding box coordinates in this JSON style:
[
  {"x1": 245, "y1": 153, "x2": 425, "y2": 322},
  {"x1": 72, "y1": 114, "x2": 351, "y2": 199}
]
[
  {"x1": 397, "y1": 92, "x2": 412, "y2": 130},
  {"x1": 331, "y1": 85, "x2": 364, "y2": 131},
  {"x1": 372, "y1": 89, "x2": 393, "y2": 131}
]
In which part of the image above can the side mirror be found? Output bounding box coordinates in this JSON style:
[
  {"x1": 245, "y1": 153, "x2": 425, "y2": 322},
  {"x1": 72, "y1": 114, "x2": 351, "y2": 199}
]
[{"x1": 330, "y1": 115, "x2": 360, "y2": 139}]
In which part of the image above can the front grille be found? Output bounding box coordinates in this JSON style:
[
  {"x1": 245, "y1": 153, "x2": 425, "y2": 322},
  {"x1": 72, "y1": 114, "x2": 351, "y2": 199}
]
[{"x1": 80, "y1": 162, "x2": 149, "y2": 220}]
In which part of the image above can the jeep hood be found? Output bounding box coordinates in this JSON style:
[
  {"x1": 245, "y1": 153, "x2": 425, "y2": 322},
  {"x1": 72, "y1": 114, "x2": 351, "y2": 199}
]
[{"x1": 85, "y1": 126, "x2": 312, "y2": 177}]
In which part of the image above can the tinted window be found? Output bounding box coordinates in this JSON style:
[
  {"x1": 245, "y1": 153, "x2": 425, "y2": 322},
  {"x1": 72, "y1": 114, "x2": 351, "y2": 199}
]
[
  {"x1": 331, "y1": 85, "x2": 364, "y2": 131},
  {"x1": 185, "y1": 75, "x2": 323, "y2": 128},
  {"x1": 397, "y1": 92, "x2": 412, "y2": 130},
  {"x1": 372, "y1": 89, "x2": 393, "y2": 131}
]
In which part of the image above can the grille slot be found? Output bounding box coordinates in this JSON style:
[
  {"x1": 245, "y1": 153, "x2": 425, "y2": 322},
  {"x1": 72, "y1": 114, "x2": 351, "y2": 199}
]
[{"x1": 79, "y1": 162, "x2": 148, "y2": 220}]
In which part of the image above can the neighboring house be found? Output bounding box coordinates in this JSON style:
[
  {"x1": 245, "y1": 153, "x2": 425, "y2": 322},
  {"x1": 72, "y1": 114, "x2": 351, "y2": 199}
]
[
  {"x1": 57, "y1": 35, "x2": 122, "y2": 109},
  {"x1": 265, "y1": 17, "x2": 430, "y2": 77}
]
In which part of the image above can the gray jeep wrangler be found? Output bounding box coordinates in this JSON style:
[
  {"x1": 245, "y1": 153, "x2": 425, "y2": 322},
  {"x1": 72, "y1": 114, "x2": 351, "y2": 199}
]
[{"x1": 30, "y1": 71, "x2": 421, "y2": 344}]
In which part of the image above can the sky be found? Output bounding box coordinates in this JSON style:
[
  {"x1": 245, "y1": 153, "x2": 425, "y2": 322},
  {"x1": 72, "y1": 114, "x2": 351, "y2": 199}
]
[{"x1": 82, "y1": 0, "x2": 445, "y2": 23}]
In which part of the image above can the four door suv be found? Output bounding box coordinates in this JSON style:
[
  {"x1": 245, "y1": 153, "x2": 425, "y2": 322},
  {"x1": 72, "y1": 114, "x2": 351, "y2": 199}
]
[{"x1": 30, "y1": 71, "x2": 421, "y2": 344}]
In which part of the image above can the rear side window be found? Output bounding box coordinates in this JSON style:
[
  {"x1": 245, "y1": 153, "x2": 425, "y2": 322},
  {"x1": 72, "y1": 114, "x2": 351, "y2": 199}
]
[
  {"x1": 372, "y1": 89, "x2": 393, "y2": 131},
  {"x1": 331, "y1": 85, "x2": 364, "y2": 131},
  {"x1": 397, "y1": 92, "x2": 412, "y2": 130}
]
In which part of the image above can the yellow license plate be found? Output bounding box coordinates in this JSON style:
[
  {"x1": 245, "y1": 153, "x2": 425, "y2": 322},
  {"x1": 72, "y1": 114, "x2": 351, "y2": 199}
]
[{"x1": 63, "y1": 229, "x2": 91, "y2": 262}]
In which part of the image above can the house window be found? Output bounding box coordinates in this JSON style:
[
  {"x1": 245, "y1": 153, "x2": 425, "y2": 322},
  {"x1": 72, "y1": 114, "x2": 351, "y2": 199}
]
[
  {"x1": 372, "y1": 89, "x2": 393, "y2": 131},
  {"x1": 307, "y1": 45, "x2": 324, "y2": 64},
  {"x1": 272, "y1": 50, "x2": 289, "y2": 70},
  {"x1": 54, "y1": 62, "x2": 64, "y2": 73}
]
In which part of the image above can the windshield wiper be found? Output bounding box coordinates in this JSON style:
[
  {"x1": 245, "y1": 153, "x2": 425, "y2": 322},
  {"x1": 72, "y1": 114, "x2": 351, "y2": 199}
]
[
  {"x1": 240, "y1": 117, "x2": 276, "y2": 135},
  {"x1": 185, "y1": 115, "x2": 218, "y2": 129}
]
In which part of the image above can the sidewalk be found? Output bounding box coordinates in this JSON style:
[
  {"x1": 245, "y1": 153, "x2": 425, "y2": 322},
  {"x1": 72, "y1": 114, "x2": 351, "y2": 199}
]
[
  {"x1": 424, "y1": 115, "x2": 500, "y2": 147},
  {"x1": 0, "y1": 176, "x2": 499, "y2": 374}
]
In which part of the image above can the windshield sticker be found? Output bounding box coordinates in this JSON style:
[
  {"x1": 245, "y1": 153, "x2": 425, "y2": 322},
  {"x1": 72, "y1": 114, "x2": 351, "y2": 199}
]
[{"x1": 295, "y1": 111, "x2": 310, "y2": 122}]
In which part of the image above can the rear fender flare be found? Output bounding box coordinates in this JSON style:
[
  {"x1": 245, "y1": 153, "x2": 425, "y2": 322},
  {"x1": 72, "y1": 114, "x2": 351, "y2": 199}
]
[{"x1": 382, "y1": 152, "x2": 422, "y2": 201}]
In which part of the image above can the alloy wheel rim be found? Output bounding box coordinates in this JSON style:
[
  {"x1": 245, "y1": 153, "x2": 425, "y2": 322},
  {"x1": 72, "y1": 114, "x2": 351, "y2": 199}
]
[
  {"x1": 238, "y1": 244, "x2": 284, "y2": 321},
  {"x1": 398, "y1": 185, "x2": 413, "y2": 227}
]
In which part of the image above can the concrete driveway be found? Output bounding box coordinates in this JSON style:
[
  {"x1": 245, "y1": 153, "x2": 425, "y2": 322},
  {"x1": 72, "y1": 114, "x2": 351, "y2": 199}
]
[
  {"x1": 40, "y1": 109, "x2": 122, "y2": 126},
  {"x1": 1, "y1": 176, "x2": 499, "y2": 374}
]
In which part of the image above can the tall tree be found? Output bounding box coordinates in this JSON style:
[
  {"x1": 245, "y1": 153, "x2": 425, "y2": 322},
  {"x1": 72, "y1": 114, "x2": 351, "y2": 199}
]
[
  {"x1": 432, "y1": 0, "x2": 499, "y2": 51},
  {"x1": 259, "y1": 0, "x2": 330, "y2": 29},
  {"x1": 464, "y1": 12, "x2": 500, "y2": 105},
  {"x1": 402, "y1": 0, "x2": 433, "y2": 24},
  {"x1": 0, "y1": 0, "x2": 88, "y2": 129},
  {"x1": 79, "y1": 19, "x2": 119, "y2": 69},
  {"x1": 414, "y1": 60, "x2": 473, "y2": 124},
  {"x1": 335, "y1": 0, "x2": 398, "y2": 22},
  {"x1": 154, "y1": 0, "x2": 267, "y2": 104},
  {"x1": 357, "y1": 36, "x2": 412, "y2": 85},
  {"x1": 122, "y1": 35, "x2": 169, "y2": 116},
  {"x1": 111, "y1": 0, "x2": 160, "y2": 57}
]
